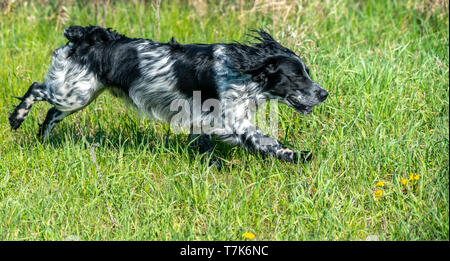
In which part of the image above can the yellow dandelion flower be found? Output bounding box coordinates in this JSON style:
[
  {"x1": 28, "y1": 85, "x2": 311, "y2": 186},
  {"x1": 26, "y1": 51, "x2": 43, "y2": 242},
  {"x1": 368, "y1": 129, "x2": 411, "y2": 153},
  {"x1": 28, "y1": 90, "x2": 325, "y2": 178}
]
[
  {"x1": 401, "y1": 178, "x2": 408, "y2": 185},
  {"x1": 375, "y1": 189, "x2": 383, "y2": 200},
  {"x1": 243, "y1": 232, "x2": 255, "y2": 240},
  {"x1": 414, "y1": 174, "x2": 420, "y2": 181},
  {"x1": 313, "y1": 188, "x2": 317, "y2": 193},
  {"x1": 410, "y1": 173, "x2": 414, "y2": 180},
  {"x1": 375, "y1": 181, "x2": 385, "y2": 187}
]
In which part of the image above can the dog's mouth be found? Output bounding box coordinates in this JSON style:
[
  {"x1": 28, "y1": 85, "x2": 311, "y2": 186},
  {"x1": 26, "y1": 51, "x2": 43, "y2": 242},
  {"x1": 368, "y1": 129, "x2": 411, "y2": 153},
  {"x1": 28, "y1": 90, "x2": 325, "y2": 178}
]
[{"x1": 287, "y1": 96, "x2": 314, "y2": 114}]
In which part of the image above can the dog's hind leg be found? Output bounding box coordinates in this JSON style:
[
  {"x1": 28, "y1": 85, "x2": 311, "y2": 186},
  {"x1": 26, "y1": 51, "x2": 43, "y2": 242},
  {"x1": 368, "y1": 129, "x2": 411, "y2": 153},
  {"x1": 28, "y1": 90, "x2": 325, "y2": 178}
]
[
  {"x1": 37, "y1": 107, "x2": 73, "y2": 141},
  {"x1": 36, "y1": 50, "x2": 104, "y2": 140},
  {"x1": 9, "y1": 81, "x2": 49, "y2": 129},
  {"x1": 36, "y1": 84, "x2": 104, "y2": 141},
  {"x1": 36, "y1": 83, "x2": 104, "y2": 141}
]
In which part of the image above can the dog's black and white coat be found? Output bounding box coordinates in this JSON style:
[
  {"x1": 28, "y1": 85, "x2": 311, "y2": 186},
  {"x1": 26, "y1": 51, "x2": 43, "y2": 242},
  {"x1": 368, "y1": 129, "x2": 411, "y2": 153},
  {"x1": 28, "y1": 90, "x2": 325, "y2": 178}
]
[{"x1": 9, "y1": 26, "x2": 328, "y2": 163}]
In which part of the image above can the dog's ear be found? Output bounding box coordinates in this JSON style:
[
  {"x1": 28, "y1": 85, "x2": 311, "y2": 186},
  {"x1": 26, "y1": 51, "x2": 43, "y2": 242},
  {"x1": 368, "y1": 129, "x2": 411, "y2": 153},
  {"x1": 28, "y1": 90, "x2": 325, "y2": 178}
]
[
  {"x1": 263, "y1": 59, "x2": 278, "y2": 74},
  {"x1": 247, "y1": 56, "x2": 281, "y2": 74},
  {"x1": 248, "y1": 56, "x2": 282, "y2": 83}
]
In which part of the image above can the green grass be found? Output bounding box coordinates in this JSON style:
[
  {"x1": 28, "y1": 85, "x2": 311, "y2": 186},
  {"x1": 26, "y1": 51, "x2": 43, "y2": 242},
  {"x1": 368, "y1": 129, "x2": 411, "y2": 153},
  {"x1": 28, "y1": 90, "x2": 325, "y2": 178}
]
[{"x1": 0, "y1": 0, "x2": 448, "y2": 240}]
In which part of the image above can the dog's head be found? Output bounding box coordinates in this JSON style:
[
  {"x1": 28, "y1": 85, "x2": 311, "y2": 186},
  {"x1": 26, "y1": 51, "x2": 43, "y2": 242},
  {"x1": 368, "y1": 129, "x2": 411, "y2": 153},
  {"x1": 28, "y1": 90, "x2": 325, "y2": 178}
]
[
  {"x1": 230, "y1": 30, "x2": 328, "y2": 114},
  {"x1": 256, "y1": 55, "x2": 328, "y2": 114}
]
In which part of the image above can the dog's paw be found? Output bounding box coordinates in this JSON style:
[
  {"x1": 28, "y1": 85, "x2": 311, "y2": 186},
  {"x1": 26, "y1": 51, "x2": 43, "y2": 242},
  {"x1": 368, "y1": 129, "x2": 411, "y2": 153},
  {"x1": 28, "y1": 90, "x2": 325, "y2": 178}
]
[
  {"x1": 297, "y1": 151, "x2": 313, "y2": 163},
  {"x1": 208, "y1": 158, "x2": 222, "y2": 171},
  {"x1": 276, "y1": 148, "x2": 297, "y2": 162},
  {"x1": 276, "y1": 149, "x2": 313, "y2": 163},
  {"x1": 8, "y1": 110, "x2": 25, "y2": 130}
]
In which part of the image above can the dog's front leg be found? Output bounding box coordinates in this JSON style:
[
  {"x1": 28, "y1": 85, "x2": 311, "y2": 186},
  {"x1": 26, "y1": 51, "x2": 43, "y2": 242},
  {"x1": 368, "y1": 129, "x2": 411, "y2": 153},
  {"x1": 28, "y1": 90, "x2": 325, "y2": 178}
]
[
  {"x1": 188, "y1": 134, "x2": 222, "y2": 169},
  {"x1": 221, "y1": 120, "x2": 312, "y2": 163},
  {"x1": 188, "y1": 134, "x2": 213, "y2": 153}
]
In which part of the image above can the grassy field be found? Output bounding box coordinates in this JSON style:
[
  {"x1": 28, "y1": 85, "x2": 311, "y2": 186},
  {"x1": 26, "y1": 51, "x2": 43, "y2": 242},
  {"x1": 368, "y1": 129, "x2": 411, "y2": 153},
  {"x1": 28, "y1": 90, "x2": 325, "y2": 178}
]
[{"x1": 0, "y1": 0, "x2": 448, "y2": 240}]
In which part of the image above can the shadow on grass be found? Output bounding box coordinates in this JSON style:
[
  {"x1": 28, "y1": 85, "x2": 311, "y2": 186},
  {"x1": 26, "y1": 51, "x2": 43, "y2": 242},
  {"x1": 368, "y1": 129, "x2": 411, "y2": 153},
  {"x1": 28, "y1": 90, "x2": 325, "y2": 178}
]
[{"x1": 17, "y1": 119, "x2": 241, "y2": 165}]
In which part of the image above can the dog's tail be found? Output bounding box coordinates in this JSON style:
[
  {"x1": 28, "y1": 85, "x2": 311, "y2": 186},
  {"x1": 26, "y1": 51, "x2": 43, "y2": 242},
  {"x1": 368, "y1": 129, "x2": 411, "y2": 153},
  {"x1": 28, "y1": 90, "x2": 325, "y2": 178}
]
[
  {"x1": 63, "y1": 25, "x2": 87, "y2": 43},
  {"x1": 63, "y1": 25, "x2": 124, "y2": 45}
]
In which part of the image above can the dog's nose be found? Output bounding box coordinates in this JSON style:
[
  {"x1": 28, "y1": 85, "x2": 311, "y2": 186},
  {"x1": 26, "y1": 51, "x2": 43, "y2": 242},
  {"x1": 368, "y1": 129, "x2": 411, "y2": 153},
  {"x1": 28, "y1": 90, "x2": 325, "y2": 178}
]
[{"x1": 316, "y1": 89, "x2": 328, "y2": 102}]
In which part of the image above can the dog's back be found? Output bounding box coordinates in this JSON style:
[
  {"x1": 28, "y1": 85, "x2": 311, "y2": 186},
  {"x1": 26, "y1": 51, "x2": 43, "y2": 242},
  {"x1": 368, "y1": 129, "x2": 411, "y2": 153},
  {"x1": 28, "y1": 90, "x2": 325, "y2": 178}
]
[{"x1": 9, "y1": 25, "x2": 204, "y2": 135}]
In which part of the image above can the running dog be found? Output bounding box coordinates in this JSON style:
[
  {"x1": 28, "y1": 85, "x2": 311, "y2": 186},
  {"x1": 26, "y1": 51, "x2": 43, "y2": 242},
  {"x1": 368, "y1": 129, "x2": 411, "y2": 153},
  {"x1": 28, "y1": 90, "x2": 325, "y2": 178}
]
[{"x1": 9, "y1": 26, "x2": 328, "y2": 163}]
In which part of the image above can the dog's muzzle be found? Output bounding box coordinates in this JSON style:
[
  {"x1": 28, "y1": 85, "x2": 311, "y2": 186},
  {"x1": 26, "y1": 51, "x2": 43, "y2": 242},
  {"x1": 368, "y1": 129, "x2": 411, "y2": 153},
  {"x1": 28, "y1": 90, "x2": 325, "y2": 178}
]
[
  {"x1": 287, "y1": 86, "x2": 328, "y2": 114},
  {"x1": 287, "y1": 96, "x2": 314, "y2": 114}
]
